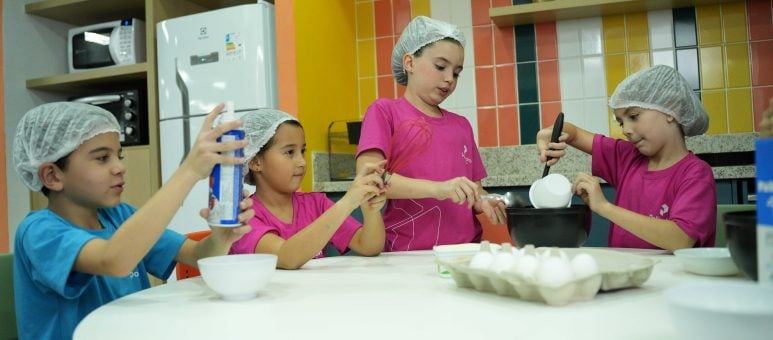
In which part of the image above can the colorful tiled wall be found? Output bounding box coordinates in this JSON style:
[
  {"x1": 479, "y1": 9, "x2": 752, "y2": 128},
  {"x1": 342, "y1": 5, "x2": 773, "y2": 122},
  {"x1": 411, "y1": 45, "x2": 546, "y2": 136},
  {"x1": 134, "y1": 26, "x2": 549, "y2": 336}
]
[{"x1": 354, "y1": 0, "x2": 773, "y2": 146}]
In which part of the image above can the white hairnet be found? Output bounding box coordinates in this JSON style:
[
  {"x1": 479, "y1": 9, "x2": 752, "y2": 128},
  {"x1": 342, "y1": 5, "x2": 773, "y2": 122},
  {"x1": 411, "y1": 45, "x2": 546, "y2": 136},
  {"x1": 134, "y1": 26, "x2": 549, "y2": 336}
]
[
  {"x1": 14, "y1": 102, "x2": 121, "y2": 191},
  {"x1": 243, "y1": 108, "x2": 299, "y2": 167},
  {"x1": 391, "y1": 16, "x2": 466, "y2": 85},
  {"x1": 609, "y1": 65, "x2": 709, "y2": 136}
]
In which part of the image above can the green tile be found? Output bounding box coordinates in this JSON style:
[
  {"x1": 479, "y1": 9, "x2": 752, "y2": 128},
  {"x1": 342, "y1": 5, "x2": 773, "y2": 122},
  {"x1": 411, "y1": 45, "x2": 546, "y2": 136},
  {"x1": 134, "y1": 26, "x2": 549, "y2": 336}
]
[
  {"x1": 519, "y1": 104, "x2": 540, "y2": 145},
  {"x1": 673, "y1": 7, "x2": 697, "y2": 47},
  {"x1": 515, "y1": 24, "x2": 536, "y2": 62},
  {"x1": 517, "y1": 62, "x2": 538, "y2": 104},
  {"x1": 513, "y1": 0, "x2": 532, "y2": 4}
]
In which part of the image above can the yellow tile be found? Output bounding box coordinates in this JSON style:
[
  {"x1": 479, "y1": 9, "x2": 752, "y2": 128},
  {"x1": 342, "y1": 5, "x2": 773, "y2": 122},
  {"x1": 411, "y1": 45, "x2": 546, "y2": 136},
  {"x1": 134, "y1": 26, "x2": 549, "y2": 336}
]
[
  {"x1": 625, "y1": 13, "x2": 649, "y2": 51},
  {"x1": 702, "y1": 90, "x2": 728, "y2": 134},
  {"x1": 603, "y1": 15, "x2": 626, "y2": 54},
  {"x1": 697, "y1": 4, "x2": 722, "y2": 45},
  {"x1": 627, "y1": 51, "x2": 650, "y2": 74},
  {"x1": 725, "y1": 43, "x2": 750, "y2": 87},
  {"x1": 699, "y1": 46, "x2": 724, "y2": 89},
  {"x1": 356, "y1": 2, "x2": 374, "y2": 39},
  {"x1": 722, "y1": 2, "x2": 748, "y2": 43},
  {"x1": 608, "y1": 107, "x2": 625, "y2": 139},
  {"x1": 727, "y1": 88, "x2": 753, "y2": 133},
  {"x1": 605, "y1": 53, "x2": 627, "y2": 97},
  {"x1": 357, "y1": 39, "x2": 376, "y2": 77},
  {"x1": 359, "y1": 77, "x2": 377, "y2": 116},
  {"x1": 411, "y1": 0, "x2": 431, "y2": 18}
]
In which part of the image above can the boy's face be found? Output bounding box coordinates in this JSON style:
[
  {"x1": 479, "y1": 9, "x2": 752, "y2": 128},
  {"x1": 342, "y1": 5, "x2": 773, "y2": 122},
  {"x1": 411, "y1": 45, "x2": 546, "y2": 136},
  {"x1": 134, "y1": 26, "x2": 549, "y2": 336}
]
[
  {"x1": 54, "y1": 132, "x2": 126, "y2": 208},
  {"x1": 253, "y1": 124, "x2": 306, "y2": 193}
]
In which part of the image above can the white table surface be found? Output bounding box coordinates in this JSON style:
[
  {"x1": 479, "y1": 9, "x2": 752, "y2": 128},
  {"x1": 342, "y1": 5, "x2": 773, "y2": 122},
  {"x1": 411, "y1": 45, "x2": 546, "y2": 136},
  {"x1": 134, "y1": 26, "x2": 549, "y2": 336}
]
[{"x1": 74, "y1": 249, "x2": 747, "y2": 340}]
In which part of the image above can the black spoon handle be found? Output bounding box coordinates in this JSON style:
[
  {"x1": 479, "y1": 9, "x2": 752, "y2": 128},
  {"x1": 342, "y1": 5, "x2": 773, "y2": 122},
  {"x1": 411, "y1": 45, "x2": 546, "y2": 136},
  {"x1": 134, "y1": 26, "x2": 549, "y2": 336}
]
[{"x1": 542, "y1": 112, "x2": 565, "y2": 178}]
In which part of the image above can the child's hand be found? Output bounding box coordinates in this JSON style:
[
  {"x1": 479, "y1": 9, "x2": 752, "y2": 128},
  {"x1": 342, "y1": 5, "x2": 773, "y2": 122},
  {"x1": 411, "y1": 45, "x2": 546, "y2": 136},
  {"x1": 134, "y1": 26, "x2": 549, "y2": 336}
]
[
  {"x1": 473, "y1": 199, "x2": 507, "y2": 225},
  {"x1": 199, "y1": 190, "x2": 255, "y2": 244},
  {"x1": 761, "y1": 97, "x2": 773, "y2": 138},
  {"x1": 572, "y1": 173, "x2": 608, "y2": 212},
  {"x1": 363, "y1": 192, "x2": 387, "y2": 214},
  {"x1": 181, "y1": 103, "x2": 248, "y2": 180},
  {"x1": 435, "y1": 177, "x2": 479, "y2": 209},
  {"x1": 536, "y1": 127, "x2": 569, "y2": 166},
  {"x1": 343, "y1": 161, "x2": 386, "y2": 209}
]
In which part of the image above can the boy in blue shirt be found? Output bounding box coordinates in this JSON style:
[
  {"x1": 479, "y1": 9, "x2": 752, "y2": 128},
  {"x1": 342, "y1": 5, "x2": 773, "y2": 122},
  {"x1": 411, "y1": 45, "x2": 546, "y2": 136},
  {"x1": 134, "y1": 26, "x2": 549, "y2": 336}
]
[{"x1": 12, "y1": 102, "x2": 253, "y2": 340}]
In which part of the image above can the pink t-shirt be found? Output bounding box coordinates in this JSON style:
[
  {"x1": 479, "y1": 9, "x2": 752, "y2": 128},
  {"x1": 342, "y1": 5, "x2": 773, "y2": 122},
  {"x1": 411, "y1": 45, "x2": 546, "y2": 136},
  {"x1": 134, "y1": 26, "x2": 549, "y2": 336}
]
[
  {"x1": 592, "y1": 134, "x2": 716, "y2": 248},
  {"x1": 356, "y1": 97, "x2": 487, "y2": 251},
  {"x1": 229, "y1": 192, "x2": 361, "y2": 257}
]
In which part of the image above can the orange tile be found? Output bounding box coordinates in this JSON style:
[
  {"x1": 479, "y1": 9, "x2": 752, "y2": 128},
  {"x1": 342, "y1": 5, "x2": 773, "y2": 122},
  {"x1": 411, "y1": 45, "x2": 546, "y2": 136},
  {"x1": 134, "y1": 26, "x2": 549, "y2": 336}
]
[
  {"x1": 356, "y1": 2, "x2": 375, "y2": 40},
  {"x1": 475, "y1": 67, "x2": 496, "y2": 107},
  {"x1": 625, "y1": 13, "x2": 650, "y2": 51},
  {"x1": 752, "y1": 86, "x2": 773, "y2": 132},
  {"x1": 474, "y1": 26, "x2": 494, "y2": 66},
  {"x1": 492, "y1": 0, "x2": 511, "y2": 8},
  {"x1": 727, "y1": 88, "x2": 754, "y2": 133},
  {"x1": 699, "y1": 46, "x2": 724, "y2": 89},
  {"x1": 748, "y1": 0, "x2": 773, "y2": 40},
  {"x1": 722, "y1": 2, "x2": 748, "y2": 43},
  {"x1": 603, "y1": 15, "x2": 626, "y2": 54},
  {"x1": 396, "y1": 83, "x2": 406, "y2": 98},
  {"x1": 540, "y1": 102, "x2": 563, "y2": 128},
  {"x1": 376, "y1": 37, "x2": 394, "y2": 76},
  {"x1": 496, "y1": 65, "x2": 516, "y2": 105},
  {"x1": 494, "y1": 26, "x2": 515, "y2": 65},
  {"x1": 374, "y1": 0, "x2": 393, "y2": 38},
  {"x1": 702, "y1": 90, "x2": 728, "y2": 134},
  {"x1": 393, "y1": 0, "x2": 411, "y2": 35},
  {"x1": 477, "y1": 107, "x2": 499, "y2": 147},
  {"x1": 536, "y1": 22, "x2": 558, "y2": 60},
  {"x1": 471, "y1": 0, "x2": 492, "y2": 26},
  {"x1": 378, "y1": 75, "x2": 395, "y2": 99},
  {"x1": 751, "y1": 40, "x2": 773, "y2": 86},
  {"x1": 498, "y1": 106, "x2": 520, "y2": 146},
  {"x1": 697, "y1": 4, "x2": 722, "y2": 45},
  {"x1": 538, "y1": 60, "x2": 560, "y2": 102}
]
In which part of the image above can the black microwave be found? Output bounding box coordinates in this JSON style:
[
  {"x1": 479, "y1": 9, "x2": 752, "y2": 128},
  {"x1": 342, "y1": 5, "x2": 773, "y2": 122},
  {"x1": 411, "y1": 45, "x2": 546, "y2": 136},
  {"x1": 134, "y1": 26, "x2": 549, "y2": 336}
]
[{"x1": 70, "y1": 90, "x2": 148, "y2": 146}]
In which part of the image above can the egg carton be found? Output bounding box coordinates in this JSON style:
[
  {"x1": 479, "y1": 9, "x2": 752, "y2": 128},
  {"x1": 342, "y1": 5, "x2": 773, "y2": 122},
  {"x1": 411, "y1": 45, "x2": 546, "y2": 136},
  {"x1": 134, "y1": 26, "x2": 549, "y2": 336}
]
[{"x1": 438, "y1": 248, "x2": 657, "y2": 306}]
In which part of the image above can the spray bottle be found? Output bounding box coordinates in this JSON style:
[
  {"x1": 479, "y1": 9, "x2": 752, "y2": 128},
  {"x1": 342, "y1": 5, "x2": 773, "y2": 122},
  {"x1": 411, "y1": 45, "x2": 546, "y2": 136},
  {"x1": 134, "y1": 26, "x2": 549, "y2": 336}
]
[{"x1": 208, "y1": 101, "x2": 245, "y2": 227}]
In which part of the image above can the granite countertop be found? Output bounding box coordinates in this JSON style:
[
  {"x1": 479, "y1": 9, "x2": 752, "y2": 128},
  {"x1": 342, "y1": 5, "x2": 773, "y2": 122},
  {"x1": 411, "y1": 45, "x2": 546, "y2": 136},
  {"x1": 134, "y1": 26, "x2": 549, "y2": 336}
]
[{"x1": 312, "y1": 133, "x2": 757, "y2": 192}]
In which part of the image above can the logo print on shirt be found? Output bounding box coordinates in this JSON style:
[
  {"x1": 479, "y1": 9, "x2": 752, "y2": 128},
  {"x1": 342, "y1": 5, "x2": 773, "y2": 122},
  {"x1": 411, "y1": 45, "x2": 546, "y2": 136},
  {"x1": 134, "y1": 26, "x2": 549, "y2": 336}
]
[
  {"x1": 462, "y1": 145, "x2": 472, "y2": 164},
  {"x1": 659, "y1": 204, "x2": 669, "y2": 216}
]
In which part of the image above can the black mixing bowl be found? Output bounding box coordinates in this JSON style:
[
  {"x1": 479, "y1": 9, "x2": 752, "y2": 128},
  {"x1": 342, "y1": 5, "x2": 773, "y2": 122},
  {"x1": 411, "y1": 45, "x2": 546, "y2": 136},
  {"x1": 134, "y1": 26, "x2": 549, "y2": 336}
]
[
  {"x1": 723, "y1": 210, "x2": 757, "y2": 280},
  {"x1": 506, "y1": 205, "x2": 591, "y2": 248}
]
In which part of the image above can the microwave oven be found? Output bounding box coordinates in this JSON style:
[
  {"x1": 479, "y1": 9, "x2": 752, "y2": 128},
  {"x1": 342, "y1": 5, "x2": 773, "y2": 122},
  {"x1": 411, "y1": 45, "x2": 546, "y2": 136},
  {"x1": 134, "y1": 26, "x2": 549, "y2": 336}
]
[
  {"x1": 71, "y1": 90, "x2": 148, "y2": 146},
  {"x1": 68, "y1": 18, "x2": 146, "y2": 73}
]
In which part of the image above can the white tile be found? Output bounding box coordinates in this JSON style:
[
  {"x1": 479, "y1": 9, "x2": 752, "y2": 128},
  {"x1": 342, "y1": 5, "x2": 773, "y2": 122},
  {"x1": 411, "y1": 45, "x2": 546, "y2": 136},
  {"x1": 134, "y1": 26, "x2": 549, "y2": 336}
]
[
  {"x1": 648, "y1": 9, "x2": 674, "y2": 50},
  {"x1": 449, "y1": 0, "x2": 473, "y2": 28},
  {"x1": 454, "y1": 107, "x2": 479, "y2": 143},
  {"x1": 460, "y1": 26, "x2": 475, "y2": 67},
  {"x1": 557, "y1": 20, "x2": 581, "y2": 58},
  {"x1": 584, "y1": 98, "x2": 610, "y2": 135},
  {"x1": 651, "y1": 49, "x2": 675, "y2": 68},
  {"x1": 430, "y1": 0, "x2": 452, "y2": 22},
  {"x1": 561, "y1": 100, "x2": 585, "y2": 128},
  {"x1": 449, "y1": 72, "x2": 477, "y2": 108},
  {"x1": 582, "y1": 56, "x2": 607, "y2": 98},
  {"x1": 559, "y1": 57, "x2": 583, "y2": 100},
  {"x1": 580, "y1": 17, "x2": 603, "y2": 56}
]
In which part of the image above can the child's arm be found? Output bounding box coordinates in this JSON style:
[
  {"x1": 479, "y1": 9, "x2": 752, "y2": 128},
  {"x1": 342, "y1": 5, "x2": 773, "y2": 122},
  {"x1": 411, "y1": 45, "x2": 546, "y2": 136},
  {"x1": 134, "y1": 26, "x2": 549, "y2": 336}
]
[
  {"x1": 536, "y1": 122, "x2": 595, "y2": 166},
  {"x1": 573, "y1": 173, "x2": 696, "y2": 250},
  {"x1": 347, "y1": 188, "x2": 387, "y2": 257},
  {"x1": 74, "y1": 104, "x2": 248, "y2": 277}
]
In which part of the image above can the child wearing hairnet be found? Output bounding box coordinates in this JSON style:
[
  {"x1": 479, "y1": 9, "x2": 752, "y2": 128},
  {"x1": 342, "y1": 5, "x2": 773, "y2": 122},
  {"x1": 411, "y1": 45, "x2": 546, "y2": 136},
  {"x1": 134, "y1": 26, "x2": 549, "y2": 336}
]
[
  {"x1": 536, "y1": 65, "x2": 716, "y2": 251},
  {"x1": 228, "y1": 109, "x2": 386, "y2": 269},
  {"x1": 356, "y1": 16, "x2": 506, "y2": 252},
  {"x1": 12, "y1": 102, "x2": 253, "y2": 340}
]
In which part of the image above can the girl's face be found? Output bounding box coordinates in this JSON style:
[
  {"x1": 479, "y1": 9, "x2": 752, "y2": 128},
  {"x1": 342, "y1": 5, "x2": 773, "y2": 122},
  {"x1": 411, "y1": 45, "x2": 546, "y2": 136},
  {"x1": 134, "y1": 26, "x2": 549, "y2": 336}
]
[
  {"x1": 56, "y1": 132, "x2": 126, "y2": 208},
  {"x1": 614, "y1": 107, "x2": 680, "y2": 157},
  {"x1": 404, "y1": 40, "x2": 464, "y2": 107},
  {"x1": 251, "y1": 124, "x2": 307, "y2": 194}
]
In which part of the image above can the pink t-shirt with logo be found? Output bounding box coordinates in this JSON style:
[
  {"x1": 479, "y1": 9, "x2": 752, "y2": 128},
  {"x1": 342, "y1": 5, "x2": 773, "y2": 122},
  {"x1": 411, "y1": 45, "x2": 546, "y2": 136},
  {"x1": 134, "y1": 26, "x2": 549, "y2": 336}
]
[
  {"x1": 356, "y1": 97, "x2": 487, "y2": 251},
  {"x1": 229, "y1": 192, "x2": 361, "y2": 257},
  {"x1": 592, "y1": 134, "x2": 716, "y2": 248}
]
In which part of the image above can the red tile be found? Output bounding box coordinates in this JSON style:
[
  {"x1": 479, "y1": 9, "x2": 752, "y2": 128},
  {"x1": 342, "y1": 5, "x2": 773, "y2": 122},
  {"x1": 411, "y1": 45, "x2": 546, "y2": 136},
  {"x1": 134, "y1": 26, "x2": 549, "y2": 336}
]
[
  {"x1": 538, "y1": 60, "x2": 560, "y2": 102},
  {"x1": 540, "y1": 102, "x2": 563, "y2": 128},
  {"x1": 751, "y1": 40, "x2": 773, "y2": 86},
  {"x1": 474, "y1": 26, "x2": 494, "y2": 66},
  {"x1": 496, "y1": 65, "x2": 517, "y2": 105},
  {"x1": 477, "y1": 107, "x2": 499, "y2": 147},
  {"x1": 471, "y1": 0, "x2": 492, "y2": 26},
  {"x1": 493, "y1": 26, "x2": 515, "y2": 65},
  {"x1": 374, "y1": 0, "x2": 393, "y2": 38},
  {"x1": 536, "y1": 22, "x2": 558, "y2": 60},
  {"x1": 498, "y1": 106, "x2": 520, "y2": 146},
  {"x1": 378, "y1": 76, "x2": 396, "y2": 99},
  {"x1": 753, "y1": 86, "x2": 773, "y2": 132},
  {"x1": 475, "y1": 67, "x2": 496, "y2": 107},
  {"x1": 748, "y1": 0, "x2": 773, "y2": 40},
  {"x1": 376, "y1": 37, "x2": 394, "y2": 76},
  {"x1": 393, "y1": 0, "x2": 412, "y2": 35},
  {"x1": 492, "y1": 0, "x2": 512, "y2": 7}
]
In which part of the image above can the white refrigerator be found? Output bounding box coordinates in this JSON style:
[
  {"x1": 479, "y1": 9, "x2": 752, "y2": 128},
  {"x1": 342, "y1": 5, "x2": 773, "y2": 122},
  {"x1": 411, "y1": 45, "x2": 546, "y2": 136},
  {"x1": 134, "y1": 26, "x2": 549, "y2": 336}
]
[{"x1": 156, "y1": 2, "x2": 277, "y2": 236}]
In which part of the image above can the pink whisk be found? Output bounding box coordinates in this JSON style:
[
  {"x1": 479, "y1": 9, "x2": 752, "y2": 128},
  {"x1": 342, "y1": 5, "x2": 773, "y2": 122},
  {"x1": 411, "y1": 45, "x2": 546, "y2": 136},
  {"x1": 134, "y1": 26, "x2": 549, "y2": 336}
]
[{"x1": 382, "y1": 117, "x2": 433, "y2": 184}]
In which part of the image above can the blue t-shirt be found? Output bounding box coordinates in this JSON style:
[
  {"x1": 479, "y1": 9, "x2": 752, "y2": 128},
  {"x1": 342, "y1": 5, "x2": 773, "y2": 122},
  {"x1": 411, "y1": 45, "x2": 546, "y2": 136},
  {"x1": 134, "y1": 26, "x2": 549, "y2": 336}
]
[{"x1": 13, "y1": 203, "x2": 186, "y2": 340}]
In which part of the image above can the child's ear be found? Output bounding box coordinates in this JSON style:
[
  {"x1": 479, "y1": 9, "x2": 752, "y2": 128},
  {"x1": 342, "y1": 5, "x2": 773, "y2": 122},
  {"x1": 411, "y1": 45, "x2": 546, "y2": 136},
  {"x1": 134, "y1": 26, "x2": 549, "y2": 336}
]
[
  {"x1": 38, "y1": 163, "x2": 64, "y2": 192},
  {"x1": 249, "y1": 158, "x2": 261, "y2": 173},
  {"x1": 402, "y1": 54, "x2": 414, "y2": 75}
]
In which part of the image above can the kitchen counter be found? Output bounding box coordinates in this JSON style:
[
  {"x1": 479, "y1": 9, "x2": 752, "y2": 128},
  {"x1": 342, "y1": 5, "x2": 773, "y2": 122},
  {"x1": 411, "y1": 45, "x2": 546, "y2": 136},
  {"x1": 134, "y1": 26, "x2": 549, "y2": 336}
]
[{"x1": 313, "y1": 133, "x2": 757, "y2": 192}]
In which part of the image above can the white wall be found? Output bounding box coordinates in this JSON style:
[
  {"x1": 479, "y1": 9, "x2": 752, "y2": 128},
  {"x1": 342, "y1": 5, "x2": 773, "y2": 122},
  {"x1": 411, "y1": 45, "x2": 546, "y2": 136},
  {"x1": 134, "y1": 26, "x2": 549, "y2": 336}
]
[{"x1": 3, "y1": 0, "x2": 70, "y2": 251}]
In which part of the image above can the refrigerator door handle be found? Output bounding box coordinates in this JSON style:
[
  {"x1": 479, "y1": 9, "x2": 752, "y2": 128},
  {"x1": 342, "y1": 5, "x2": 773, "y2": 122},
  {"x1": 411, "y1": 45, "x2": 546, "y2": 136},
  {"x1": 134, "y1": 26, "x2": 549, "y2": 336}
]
[{"x1": 175, "y1": 58, "x2": 191, "y2": 165}]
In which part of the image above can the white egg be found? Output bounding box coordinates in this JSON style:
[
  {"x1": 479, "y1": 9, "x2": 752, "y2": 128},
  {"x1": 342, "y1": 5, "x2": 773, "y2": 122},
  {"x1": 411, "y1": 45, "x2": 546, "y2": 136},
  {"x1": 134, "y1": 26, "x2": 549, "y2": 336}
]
[
  {"x1": 570, "y1": 253, "x2": 600, "y2": 279},
  {"x1": 512, "y1": 254, "x2": 540, "y2": 280},
  {"x1": 469, "y1": 242, "x2": 495, "y2": 270},
  {"x1": 537, "y1": 256, "x2": 574, "y2": 288},
  {"x1": 489, "y1": 246, "x2": 517, "y2": 273}
]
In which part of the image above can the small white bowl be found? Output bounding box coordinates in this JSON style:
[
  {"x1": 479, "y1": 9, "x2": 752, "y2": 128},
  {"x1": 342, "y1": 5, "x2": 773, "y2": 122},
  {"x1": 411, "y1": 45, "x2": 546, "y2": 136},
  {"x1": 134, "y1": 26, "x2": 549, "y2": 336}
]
[
  {"x1": 673, "y1": 248, "x2": 739, "y2": 276},
  {"x1": 666, "y1": 281, "x2": 773, "y2": 340},
  {"x1": 198, "y1": 254, "x2": 277, "y2": 301}
]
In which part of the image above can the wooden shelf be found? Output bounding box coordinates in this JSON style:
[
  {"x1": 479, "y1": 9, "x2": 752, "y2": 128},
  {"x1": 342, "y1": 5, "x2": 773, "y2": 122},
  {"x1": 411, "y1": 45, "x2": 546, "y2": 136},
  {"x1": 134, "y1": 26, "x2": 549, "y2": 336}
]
[
  {"x1": 489, "y1": 0, "x2": 741, "y2": 26},
  {"x1": 26, "y1": 63, "x2": 148, "y2": 93},
  {"x1": 25, "y1": 0, "x2": 146, "y2": 25}
]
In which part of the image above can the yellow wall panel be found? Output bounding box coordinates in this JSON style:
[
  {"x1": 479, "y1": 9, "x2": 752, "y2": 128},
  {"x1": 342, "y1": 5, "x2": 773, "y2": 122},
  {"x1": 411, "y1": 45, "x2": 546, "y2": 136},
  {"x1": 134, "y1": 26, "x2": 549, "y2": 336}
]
[
  {"x1": 605, "y1": 53, "x2": 627, "y2": 96},
  {"x1": 411, "y1": 0, "x2": 431, "y2": 18},
  {"x1": 722, "y1": 2, "x2": 748, "y2": 43},
  {"x1": 608, "y1": 108, "x2": 625, "y2": 139},
  {"x1": 356, "y1": 2, "x2": 374, "y2": 39},
  {"x1": 358, "y1": 39, "x2": 376, "y2": 77},
  {"x1": 727, "y1": 89, "x2": 753, "y2": 133},
  {"x1": 697, "y1": 4, "x2": 722, "y2": 45},
  {"x1": 725, "y1": 43, "x2": 750, "y2": 88},
  {"x1": 627, "y1": 51, "x2": 650, "y2": 74},
  {"x1": 359, "y1": 77, "x2": 377, "y2": 118},
  {"x1": 699, "y1": 46, "x2": 724, "y2": 89},
  {"x1": 625, "y1": 13, "x2": 649, "y2": 51},
  {"x1": 603, "y1": 15, "x2": 626, "y2": 54},
  {"x1": 702, "y1": 90, "x2": 728, "y2": 134}
]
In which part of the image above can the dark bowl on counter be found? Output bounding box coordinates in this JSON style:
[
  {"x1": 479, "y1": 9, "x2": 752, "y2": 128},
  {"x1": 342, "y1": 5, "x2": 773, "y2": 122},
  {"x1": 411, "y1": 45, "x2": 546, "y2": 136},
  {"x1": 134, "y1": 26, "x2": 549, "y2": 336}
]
[
  {"x1": 506, "y1": 205, "x2": 591, "y2": 248},
  {"x1": 723, "y1": 210, "x2": 757, "y2": 280}
]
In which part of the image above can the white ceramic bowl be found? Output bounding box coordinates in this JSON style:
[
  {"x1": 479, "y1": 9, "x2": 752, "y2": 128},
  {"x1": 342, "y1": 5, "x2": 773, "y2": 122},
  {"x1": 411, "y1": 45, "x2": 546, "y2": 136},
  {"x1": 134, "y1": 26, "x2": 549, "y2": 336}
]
[
  {"x1": 197, "y1": 254, "x2": 277, "y2": 301},
  {"x1": 666, "y1": 281, "x2": 773, "y2": 340},
  {"x1": 529, "y1": 174, "x2": 572, "y2": 209},
  {"x1": 673, "y1": 248, "x2": 739, "y2": 276}
]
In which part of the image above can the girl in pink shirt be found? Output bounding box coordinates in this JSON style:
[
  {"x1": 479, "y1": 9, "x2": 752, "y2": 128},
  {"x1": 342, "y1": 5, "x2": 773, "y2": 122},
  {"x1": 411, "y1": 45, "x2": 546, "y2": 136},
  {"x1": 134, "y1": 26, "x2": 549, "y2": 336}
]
[
  {"x1": 230, "y1": 109, "x2": 387, "y2": 269},
  {"x1": 536, "y1": 65, "x2": 716, "y2": 251}
]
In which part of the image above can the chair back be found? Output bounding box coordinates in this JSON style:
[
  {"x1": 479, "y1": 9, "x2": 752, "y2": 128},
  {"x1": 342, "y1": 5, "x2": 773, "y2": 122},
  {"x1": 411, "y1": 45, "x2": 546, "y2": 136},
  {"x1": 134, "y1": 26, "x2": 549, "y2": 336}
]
[
  {"x1": 0, "y1": 252, "x2": 17, "y2": 340},
  {"x1": 176, "y1": 230, "x2": 212, "y2": 280},
  {"x1": 716, "y1": 204, "x2": 755, "y2": 247}
]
